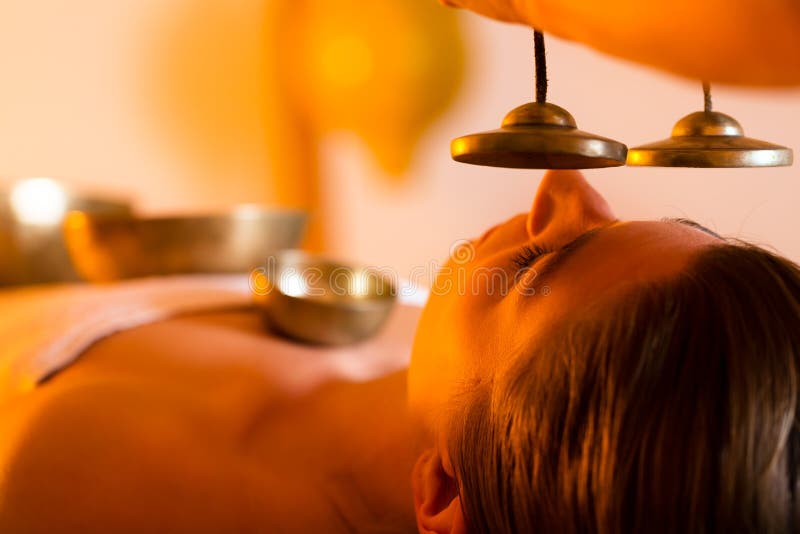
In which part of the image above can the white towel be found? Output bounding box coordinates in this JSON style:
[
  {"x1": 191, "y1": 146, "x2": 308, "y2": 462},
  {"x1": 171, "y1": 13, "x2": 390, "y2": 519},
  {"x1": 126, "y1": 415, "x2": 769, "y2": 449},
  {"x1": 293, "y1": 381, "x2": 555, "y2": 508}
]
[{"x1": 0, "y1": 275, "x2": 253, "y2": 403}]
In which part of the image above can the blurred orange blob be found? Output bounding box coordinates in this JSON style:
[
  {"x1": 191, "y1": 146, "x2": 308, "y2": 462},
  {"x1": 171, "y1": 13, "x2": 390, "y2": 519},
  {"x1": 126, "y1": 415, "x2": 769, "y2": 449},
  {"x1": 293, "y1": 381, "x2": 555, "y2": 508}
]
[
  {"x1": 150, "y1": 0, "x2": 464, "y2": 249},
  {"x1": 273, "y1": 0, "x2": 465, "y2": 175}
]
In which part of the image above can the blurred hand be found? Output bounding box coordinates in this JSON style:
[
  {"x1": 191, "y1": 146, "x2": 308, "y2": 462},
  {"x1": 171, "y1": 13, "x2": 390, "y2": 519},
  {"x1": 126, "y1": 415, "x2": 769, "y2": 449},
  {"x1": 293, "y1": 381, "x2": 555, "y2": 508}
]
[
  {"x1": 438, "y1": 0, "x2": 800, "y2": 86},
  {"x1": 439, "y1": 0, "x2": 530, "y2": 25}
]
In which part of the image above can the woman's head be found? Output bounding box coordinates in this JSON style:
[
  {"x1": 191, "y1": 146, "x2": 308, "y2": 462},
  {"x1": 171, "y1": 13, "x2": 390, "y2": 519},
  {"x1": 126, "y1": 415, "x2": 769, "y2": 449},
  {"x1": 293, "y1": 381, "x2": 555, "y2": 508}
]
[
  {"x1": 408, "y1": 170, "x2": 719, "y2": 423},
  {"x1": 409, "y1": 171, "x2": 800, "y2": 533}
]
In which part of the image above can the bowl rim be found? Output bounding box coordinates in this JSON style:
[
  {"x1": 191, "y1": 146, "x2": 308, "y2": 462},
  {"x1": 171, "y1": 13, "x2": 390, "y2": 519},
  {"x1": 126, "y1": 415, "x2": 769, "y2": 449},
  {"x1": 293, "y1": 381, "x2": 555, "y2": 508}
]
[
  {"x1": 263, "y1": 249, "x2": 398, "y2": 307},
  {"x1": 64, "y1": 205, "x2": 308, "y2": 225}
]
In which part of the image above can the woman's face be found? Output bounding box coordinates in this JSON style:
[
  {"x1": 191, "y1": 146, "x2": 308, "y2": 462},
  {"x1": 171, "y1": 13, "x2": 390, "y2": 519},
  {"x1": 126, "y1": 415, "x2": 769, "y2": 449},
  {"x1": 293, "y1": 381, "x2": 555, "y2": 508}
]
[{"x1": 408, "y1": 170, "x2": 720, "y2": 427}]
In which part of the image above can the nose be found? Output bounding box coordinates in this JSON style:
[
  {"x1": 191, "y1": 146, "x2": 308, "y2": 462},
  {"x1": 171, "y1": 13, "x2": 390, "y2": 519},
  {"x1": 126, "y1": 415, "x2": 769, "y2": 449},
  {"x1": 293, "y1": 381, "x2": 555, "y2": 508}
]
[{"x1": 526, "y1": 170, "x2": 616, "y2": 245}]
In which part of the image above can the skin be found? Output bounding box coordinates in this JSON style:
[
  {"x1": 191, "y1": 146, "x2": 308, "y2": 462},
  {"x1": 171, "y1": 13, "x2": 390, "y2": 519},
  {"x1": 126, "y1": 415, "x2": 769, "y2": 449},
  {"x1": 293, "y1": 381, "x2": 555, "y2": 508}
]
[
  {"x1": 0, "y1": 309, "x2": 425, "y2": 533},
  {"x1": 0, "y1": 310, "x2": 420, "y2": 534},
  {"x1": 440, "y1": 0, "x2": 800, "y2": 85},
  {"x1": 0, "y1": 171, "x2": 721, "y2": 533}
]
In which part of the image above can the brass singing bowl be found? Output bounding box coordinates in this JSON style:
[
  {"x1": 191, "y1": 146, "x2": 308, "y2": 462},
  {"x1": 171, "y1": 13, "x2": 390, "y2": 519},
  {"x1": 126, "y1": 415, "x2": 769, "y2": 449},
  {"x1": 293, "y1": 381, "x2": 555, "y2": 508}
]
[
  {"x1": 254, "y1": 250, "x2": 396, "y2": 346},
  {"x1": 64, "y1": 207, "x2": 307, "y2": 282},
  {"x1": 0, "y1": 184, "x2": 131, "y2": 286}
]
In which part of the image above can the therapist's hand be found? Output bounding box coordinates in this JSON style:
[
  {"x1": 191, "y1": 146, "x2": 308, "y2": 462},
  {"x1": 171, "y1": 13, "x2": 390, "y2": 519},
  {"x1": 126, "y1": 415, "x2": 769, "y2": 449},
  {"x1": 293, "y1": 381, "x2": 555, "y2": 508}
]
[
  {"x1": 439, "y1": 0, "x2": 528, "y2": 25},
  {"x1": 440, "y1": 0, "x2": 800, "y2": 86}
]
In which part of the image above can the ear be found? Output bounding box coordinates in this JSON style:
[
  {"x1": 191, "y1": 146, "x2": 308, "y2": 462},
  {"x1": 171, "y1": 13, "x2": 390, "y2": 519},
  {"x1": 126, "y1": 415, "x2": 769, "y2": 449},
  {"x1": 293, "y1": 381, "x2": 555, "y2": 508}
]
[{"x1": 412, "y1": 448, "x2": 467, "y2": 534}]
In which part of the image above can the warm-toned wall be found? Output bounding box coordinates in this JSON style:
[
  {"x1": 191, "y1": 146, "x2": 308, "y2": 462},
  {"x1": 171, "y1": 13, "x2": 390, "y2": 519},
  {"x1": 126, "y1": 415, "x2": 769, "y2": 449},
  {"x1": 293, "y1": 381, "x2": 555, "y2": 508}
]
[
  {"x1": 0, "y1": 0, "x2": 275, "y2": 212},
  {"x1": 322, "y1": 16, "x2": 800, "y2": 276},
  {"x1": 1, "y1": 1, "x2": 797, "y2": 278}
]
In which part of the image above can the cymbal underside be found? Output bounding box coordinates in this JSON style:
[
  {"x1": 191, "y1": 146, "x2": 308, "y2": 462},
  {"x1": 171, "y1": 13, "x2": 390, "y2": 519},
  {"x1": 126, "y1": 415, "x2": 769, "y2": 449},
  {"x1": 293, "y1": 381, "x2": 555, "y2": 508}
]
[
  {"x1": 452, "y1": 128, "x2": 627, "y2": 169},
  {"x1": 627, "y1": 111, "x2": 793, "y2": 168},
  {"x1": 451, "y1": 102, "x2": 628, "y2": 169}
]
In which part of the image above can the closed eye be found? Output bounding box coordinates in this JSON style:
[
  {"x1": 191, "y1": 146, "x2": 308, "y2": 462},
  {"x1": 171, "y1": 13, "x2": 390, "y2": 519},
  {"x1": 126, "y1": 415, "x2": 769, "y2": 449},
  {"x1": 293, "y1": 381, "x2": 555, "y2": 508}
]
[
  {"x1": 510, "y1": 226, "x2": 606, "y2": 274},
  {"x1": 511, "y1": 244, "x2": 555, "y2": 269}
]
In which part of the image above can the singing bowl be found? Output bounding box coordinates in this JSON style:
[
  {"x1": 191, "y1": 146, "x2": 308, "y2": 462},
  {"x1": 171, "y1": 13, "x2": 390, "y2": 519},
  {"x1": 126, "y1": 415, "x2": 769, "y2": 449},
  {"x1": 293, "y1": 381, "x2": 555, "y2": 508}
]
[
  {"x1": 253, "y1": 250, "x2": 396, "y2": 346},
  {"x1": 0, "y1": 187, "x2": 131, "y2": 286},
  {"x1": 64, "y1": 207, "x2": 306, "y2": 282}
]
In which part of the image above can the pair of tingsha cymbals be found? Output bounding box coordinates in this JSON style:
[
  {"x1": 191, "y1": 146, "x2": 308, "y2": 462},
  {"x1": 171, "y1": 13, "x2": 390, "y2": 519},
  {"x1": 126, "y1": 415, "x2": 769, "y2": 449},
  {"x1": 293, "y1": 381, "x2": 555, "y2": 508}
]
[{"x1": 451, "y1": 32, "x2": 793, "y2": 170}]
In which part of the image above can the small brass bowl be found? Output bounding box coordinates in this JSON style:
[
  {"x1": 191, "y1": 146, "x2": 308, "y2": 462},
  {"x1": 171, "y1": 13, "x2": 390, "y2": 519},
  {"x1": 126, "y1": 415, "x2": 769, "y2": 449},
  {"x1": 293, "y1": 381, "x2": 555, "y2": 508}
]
[
  {"x1": 64, "y1": 206, "x2": 306, "y2": 282},
  {"x1": 254, "y1": 250, "x2": 397, "y2": 345}
]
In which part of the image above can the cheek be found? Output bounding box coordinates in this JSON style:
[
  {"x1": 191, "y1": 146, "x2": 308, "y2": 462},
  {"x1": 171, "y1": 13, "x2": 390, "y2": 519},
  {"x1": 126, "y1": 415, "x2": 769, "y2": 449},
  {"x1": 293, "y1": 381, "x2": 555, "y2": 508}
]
[
  {"x1": 407, "y1": 291, "x2": 457, "y2": 412},
  {"x1": 407, "y1": 243, "x2": 536, "y2": 414},
  {"x1": 408, "y1": 271, "x2": 488, "y2": 415}
]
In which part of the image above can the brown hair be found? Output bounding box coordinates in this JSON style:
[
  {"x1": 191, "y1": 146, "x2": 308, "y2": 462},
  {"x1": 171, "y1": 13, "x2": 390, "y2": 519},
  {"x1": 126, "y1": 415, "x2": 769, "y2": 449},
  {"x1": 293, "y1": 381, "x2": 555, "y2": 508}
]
[{"x1": 449, "y1": 243, "x2": 800, "y2": 533}]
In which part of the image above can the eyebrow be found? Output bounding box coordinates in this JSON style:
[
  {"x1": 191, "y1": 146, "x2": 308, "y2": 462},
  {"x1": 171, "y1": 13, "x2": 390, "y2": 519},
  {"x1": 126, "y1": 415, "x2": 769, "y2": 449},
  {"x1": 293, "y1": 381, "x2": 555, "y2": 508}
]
[
  {"x1": 532, "y1": 226, "x2": 604, "y2": 281},
  {"x1": 531, "y1": 217, "x2": 721, "y2": 281},
  {"x1": 661, "y1": 217, "x2": 723, "y2": 239}
]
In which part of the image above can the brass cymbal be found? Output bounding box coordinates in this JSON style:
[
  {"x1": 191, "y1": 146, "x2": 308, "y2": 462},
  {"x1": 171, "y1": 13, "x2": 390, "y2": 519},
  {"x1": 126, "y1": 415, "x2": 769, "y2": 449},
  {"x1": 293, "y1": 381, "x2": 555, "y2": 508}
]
[
  {"x1": 451, "y1": 102, "x2": 628, "y2": 169},
  {"x1": 628, "y1": 82, "x2": 793, "y2": 168},
  {"x1": 450, "y1": 30, "x2": 627, "y2": 170},
  {"x1": 627, "y1": 111, "x2": 793, "y2": 168}
]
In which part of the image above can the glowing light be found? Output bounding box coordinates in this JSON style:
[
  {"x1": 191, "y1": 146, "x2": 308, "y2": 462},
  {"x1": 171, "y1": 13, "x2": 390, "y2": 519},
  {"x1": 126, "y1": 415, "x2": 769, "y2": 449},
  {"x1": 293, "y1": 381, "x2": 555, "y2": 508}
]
[
  {"x1": 281, "y1": 270, "x2": 308, "y2": 297},
  {"x1": 350, "y1": 271, "x2": 371, "y2": 296},
  {"x1": 232, "y1": 204, "x2": 263, "y2": 221},
  {"x1": 9, "y1": 178, "x2": 69, "y2": 226}
]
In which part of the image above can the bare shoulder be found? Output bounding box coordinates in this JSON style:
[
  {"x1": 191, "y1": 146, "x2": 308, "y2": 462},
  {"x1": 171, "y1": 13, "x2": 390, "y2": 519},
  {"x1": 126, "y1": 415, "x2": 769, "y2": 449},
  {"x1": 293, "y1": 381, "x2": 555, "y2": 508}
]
[{"x1": 0, "y1": 381, "x2": 238, "y2": 529}]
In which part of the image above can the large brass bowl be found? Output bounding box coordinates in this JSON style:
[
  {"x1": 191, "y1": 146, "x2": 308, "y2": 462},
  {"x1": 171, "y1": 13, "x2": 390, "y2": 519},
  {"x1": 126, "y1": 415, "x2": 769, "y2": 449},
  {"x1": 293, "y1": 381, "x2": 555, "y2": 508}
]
[
  {"x1": 64, "y1": 207, "x2": 306, "y2": 282},
  {"x1": 254, "y1": 250, "x2": 396, "y2": 345},
  {"x1": 0, "y1": 182, "x2": 131, "y2": 286}
]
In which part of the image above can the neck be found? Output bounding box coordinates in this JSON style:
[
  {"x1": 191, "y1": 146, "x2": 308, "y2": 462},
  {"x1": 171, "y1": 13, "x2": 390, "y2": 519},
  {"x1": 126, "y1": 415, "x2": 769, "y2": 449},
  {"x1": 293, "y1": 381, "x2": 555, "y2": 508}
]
[
  {"x1": 321, "y1": 370, "x2": 427, "y2": 532},
  {"x1": 251, "y1": 370, "x2": 427, "y2": 532}
]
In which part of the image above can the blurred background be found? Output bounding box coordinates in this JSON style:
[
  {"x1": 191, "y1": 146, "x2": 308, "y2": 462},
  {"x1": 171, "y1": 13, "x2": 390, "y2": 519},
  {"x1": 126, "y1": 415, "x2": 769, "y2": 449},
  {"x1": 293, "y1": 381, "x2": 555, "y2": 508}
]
[{"x1": 0, "y1": 0, "x2": 797, "y2": 281}]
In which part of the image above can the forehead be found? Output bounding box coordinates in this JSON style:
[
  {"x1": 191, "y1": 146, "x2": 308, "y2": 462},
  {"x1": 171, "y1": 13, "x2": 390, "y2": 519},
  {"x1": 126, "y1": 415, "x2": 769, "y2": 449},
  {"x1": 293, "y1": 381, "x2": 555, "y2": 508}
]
[{"x1": 550, "y1": 220, "x2": 717, "y2": 289}]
